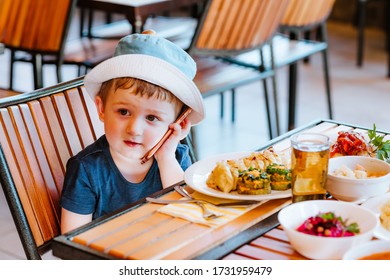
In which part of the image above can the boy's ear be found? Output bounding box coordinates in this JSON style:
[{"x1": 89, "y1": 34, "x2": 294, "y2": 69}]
[{"x1": 95, "y1": 96, "x2": 105, "y2": 122}]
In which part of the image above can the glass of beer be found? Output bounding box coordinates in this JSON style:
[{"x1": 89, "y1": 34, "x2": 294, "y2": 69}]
[{"x1": 290, "y1": 133, "x2": 330, "y2": 203}]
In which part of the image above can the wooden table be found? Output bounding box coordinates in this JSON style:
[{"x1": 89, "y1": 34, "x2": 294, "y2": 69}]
[
  {"x1": 77, "y1": 0, "x2": 202, "y2": 34},
  {"x1": 52, "y1": 119, "x2": 389, "y2": 260}
]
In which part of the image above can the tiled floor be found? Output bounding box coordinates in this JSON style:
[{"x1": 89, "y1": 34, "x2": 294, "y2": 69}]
[{"x1": 0, "y1": 13, "x2": 389, "y2": 259}]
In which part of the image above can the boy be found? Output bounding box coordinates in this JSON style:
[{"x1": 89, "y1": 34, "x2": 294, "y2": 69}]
[{"x1": 60, "y1": 30, "x2": 205, "y2": 233}]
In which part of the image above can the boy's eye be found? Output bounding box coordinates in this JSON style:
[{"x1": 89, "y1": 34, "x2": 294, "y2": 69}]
[
  {"x1": 118, "y1": 109, "x2": 129, "y2": 116},
  {"x1": 146, "y1": 115, "x2": 158, "y2": 122}
]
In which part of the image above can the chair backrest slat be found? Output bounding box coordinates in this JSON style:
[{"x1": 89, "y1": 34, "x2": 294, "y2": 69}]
[
  {"x1": 0, "y1": 0, "x2": 76, "y2": 53},
  {"x1": 281, "y1": 0, "x2": 336, "y2": 27},
  {"x1": 0, "y1": 105, "x2": 56, "y2": 244},
  {"x1": 0, "y1": 78, "x2": 104, "y2": 258},
  {"x1": 191, "y1": 0, "x2": 290, "y2": 55}
]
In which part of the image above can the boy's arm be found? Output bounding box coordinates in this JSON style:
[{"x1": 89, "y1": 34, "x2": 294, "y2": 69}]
[
  {"x1": 154, "y1": 119, "x2": 191, "y2": 188},
  {"x1": 61, "y1": 208, "x2": 92, "y2": 234}
]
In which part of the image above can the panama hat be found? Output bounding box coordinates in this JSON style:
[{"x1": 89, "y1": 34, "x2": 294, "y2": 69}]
[{"x1": 84, "y1": 30, "x2": 204, "y2": 125}]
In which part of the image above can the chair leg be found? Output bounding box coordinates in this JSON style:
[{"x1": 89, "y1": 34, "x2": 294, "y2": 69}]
[
  {"x1": 262, "y1": 44, "x2": 280, "y2": 137},
  {"x1": 56, "y1": 63, "x2": 63, "y2": 84},
  {"x1": 287, "y1": 62, "x2": 298, "y2": 132},
  {"x1": 322, "y1": 49, "x2": 333, "y2": 119},
  {"x1": 79, "y1": 8, "x2": 86, "y2": 37},
  {"x1": 320, "y1": 23, "x2": 333, "y2": 119},
  {"x1": 9, "y1": 50, "x2": 15, "y2": 90},
  {"x1": 231, "y1": 89, "x2": 235, "y2": 122},
  {"x1": 219, "y1": 92, "x2": 224, "y2": 119},
  {"x1": 357, "y1": 0, "x2": 367, "y2": 67},
  {"x1": 87, "y1": 8, "x2": 94, "y2": 38},
  {"x1": 262, "y1": 79, "x2": 273, "y2": 140},
  {"x1": 32, "y1": 54, "x2": 43, "y2": 89},
  {"x1": 303, "y1": 31, "x2": 311, "y2": 63},
  {"x1": 385, "y1": 0, "x2": 390, "y2": 77}
]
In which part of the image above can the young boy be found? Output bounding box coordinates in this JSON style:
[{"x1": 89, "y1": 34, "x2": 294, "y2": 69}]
[{"x1": 60, "y1": 30, "x2": 205, "y2": 233}]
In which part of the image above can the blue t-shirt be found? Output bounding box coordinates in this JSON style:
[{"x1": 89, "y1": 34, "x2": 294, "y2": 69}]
[{"x1": 60, "y1": 135, "x2": 191, "y2": 219}]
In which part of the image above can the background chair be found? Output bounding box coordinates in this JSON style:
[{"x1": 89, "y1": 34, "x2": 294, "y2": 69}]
[
  {"x1": 226, "y1": 0, "x2": 336, "y2": 132},
  {"x1": 188, "y1": 0, "x2": 291, "y2": 140},
  {"x1": 0, "y1": 0, "x2": 119, "y2": 91},
  {"x1": 278, "y1": 0, "x2": 335, "y2": 131}
]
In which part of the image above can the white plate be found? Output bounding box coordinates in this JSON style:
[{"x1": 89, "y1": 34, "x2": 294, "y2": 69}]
[
  {"x1": 184, "y1": 151, "x2": 292, "y2": 201},
  {"x1": 361, "y1": 193, "x2": 390, "y2": 241}
]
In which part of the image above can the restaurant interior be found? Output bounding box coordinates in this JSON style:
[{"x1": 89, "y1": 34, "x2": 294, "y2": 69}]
[{"x1": 0, "y1": 0, "x2": 389, "y2": 260}]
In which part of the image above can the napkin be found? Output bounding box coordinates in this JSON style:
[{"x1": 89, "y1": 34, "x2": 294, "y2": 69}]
[{"x1": 157, "y1": 192, "x2": 264, "y2": 227}]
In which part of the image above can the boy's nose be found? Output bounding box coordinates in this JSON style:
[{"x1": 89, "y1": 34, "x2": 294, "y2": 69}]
[{"x1": 125, "y1": 118, "x2": 143, "y2": 135}]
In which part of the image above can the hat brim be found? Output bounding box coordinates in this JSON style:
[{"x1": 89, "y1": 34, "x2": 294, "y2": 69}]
[{"x1": 84, "y1": 54, "x2": 204, "y2": 125}]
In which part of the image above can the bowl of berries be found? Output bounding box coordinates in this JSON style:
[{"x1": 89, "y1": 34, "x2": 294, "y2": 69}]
[{"x1": 278, "y1": 200, "x2": 378, "y2": 259}]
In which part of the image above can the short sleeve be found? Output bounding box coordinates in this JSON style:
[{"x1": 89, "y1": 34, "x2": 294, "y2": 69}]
[
  {"x1": 176, "y1": 143, "x2": 192, "y2": 171},
  {"x1": 60, "y1": 158, "x2": 97, "y2": 215}
]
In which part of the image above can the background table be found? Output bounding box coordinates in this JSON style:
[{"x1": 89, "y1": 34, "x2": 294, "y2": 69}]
[{"x1": 77, "y1": 0, "x2": 202, "y2": 34}]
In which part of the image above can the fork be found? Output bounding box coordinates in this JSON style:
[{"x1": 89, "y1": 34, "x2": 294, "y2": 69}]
[{"x1": 174, "y1": 185, "x2": 223, "y2": 219}]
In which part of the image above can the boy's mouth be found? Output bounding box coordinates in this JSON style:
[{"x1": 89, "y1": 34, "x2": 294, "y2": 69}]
[{"x1": 124, "y1": 140, "x2": 141, "y2": 148}]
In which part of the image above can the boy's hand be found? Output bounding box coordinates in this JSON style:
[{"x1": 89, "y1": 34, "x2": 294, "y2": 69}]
[{"x1": 154, "y1": 118, "x2": 191, "y2": 162}]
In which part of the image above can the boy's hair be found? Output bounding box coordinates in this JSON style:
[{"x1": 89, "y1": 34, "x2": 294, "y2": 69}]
[{"x1": 98, "y1": 77, "x2": 183, "y2": 112}]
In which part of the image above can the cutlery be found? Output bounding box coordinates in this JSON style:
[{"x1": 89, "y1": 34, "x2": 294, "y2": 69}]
[
  {"x1": 146, "y1": 197, "x2": 259, "y2": 207},
  {"x1": 174, "y1": 185, "x2": 260, "y2": 206},
  {"x1": 173, "y1": 184, "x2": 223, "y2": 219},
  {"x1": 146, "y1": 197, "x2": 223, "y2": 219}
]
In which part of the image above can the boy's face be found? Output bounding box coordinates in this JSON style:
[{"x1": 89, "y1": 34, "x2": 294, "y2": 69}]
[{"x1": 95, "y1": 87, "x2": 179, "y2": 161}]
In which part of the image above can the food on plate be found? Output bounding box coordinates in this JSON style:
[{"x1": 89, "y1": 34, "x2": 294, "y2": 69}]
[
  {"x1": 206, "y1": 148, "x2": 290, "y2": 194},
  {"x1": 332, "y1": 164, "x2": 387, "y2": 179},
  {"x1": 237, "y1": 167, "x2": 271, "y2": 195},
  {"x1": 330, "y1": 131, "x2": 371, "y2": 158},
  {"x1": 266, "y1": 163, "x2": 292, "y2": 190},
  {"x1": 368, "y1": 124, "x2": 390, "y2": 163},
  {"x1": 206, "y1": 161, "x2": 235, "y2": 193},
  {"x1": 330, "y1": 124, "x2": 390, "y2": 163},
  {"x1": 296, "y1": 211, "x2": 360, "y2": 237},
  {"x1": 380, "y1": 199, "x2": 390, "y2": 231}
]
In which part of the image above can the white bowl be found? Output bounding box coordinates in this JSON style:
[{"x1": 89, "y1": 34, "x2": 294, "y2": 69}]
[
  {"x1": 343, "y1": 240, "x2": 390, "y2": 260},
  {"x1": 278, "y1": 200, "x2": 378, "y2": 259},
  {"x1": 327, "y1": 156, "x2": 390, "y2": 202}
]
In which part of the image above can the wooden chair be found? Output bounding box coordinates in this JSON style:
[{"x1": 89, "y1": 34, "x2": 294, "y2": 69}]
[
  {"x1": 278, "y1": 0, "x2": 335, "y2": 130},
  {"x1": 0, "y1": 77, "x2": 103, "y2": 259},
  {"x1": 226, "y1": 0, "x2": 335, "y2": 132},
  {"x1": 188, "y1": 0, "x2": 291, "y2": 139},
  {"x1": 0, "y1": 77, "x2": 198, "y2": 259},
  {"x1": 0, "y1": 0, "x2": 119, "y2": 91}
]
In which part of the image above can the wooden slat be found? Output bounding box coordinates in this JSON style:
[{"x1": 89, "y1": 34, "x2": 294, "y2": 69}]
[
  {"x1": 229, "y1": 227, "x2": 308, "y2": 260},
  {"x1": 195, "y1": 0, "x2": 290, "y2": 52},
  {"x1": 162, "y1": 198, "x2": 290, "y2": 260},
  {"x1": 65, "y1": 88, "x2": 96, "y2": 147},
  {"x1": 80, "y1": 87, "x2": 104, "y2": 139},
  {"x1": 28, "y1": 101, "x2": 65, "y2": 196},
  {"x1": 89, "y1": 213, "x2": 173, "y2": 253},
  {"x1": 1, "y1": 0, "x2": 72, "y2": 51},
  {"x1": 39, "y1": 96, "x2": 73, "y2": 169},
  {"x1": 73, "y1": 203, "x2": 164, "y2": 245},
  {"x1": 109, "y1": 218, "x2": 195, "y2": 259},
  {"x1": 52, "y1": 93, "x2": 83, "y2": 155},
  {"x1": 19, "y1": 103, "x2": 61, "y2": 227},
  {"x1": 0, "y1": 108, "x2": 44, "y2": 246},
  {"x1": 10, "y1": 105, "x2": 58, "y2": 241},
  {"x1": 281, "y1": 0, "x2": 336, "y2": 27}
]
